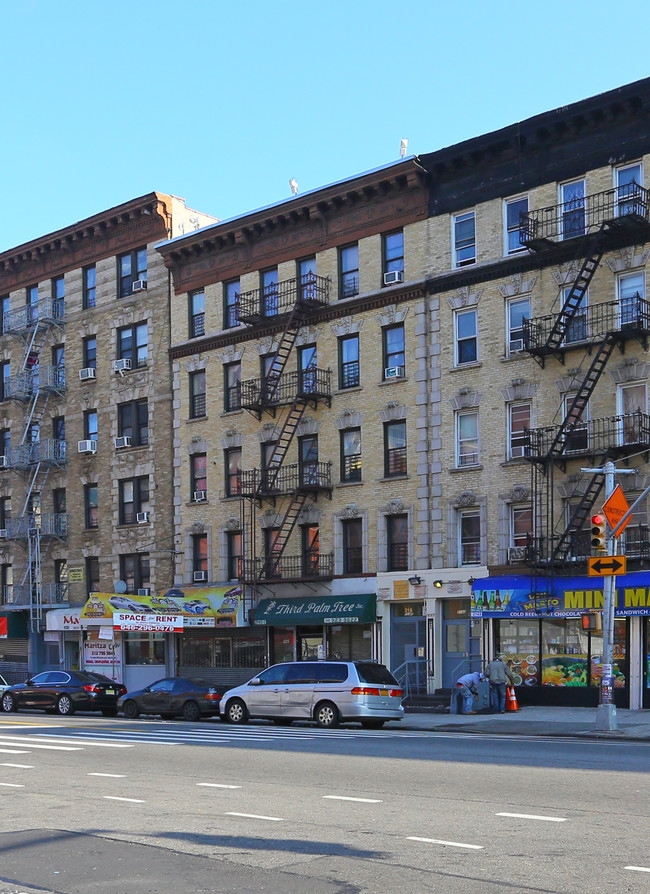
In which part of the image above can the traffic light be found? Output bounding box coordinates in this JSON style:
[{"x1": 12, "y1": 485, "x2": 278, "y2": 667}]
[
  {"x1": 581, "y1": 612, "x2": 602, "y2": 631},
  {"x1": 590, "y1": 514, "x2": 607, "y2": 552}
]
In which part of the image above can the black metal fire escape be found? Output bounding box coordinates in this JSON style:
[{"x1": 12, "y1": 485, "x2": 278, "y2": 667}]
[
  {"x1": 520, "y1": 183, "x2": 650, "y2": 573},
  {"x1": 236, "y1": 274, "x2": 331, "y2": 596}
]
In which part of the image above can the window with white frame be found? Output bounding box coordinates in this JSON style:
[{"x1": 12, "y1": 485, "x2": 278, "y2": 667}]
[
  {"x1": 505, "y1": 196, "x2": 528, "y2": 254},
  {"x1": 615, "y1": 162, "x2": 643, "y2": 217},
  {"x1": 453, "y1": 211, "x2": 476, "y2": 267},
  {"x1": 455, "y1": 309, "x2": 477, "y2": 364},
  {"x1": 456, "y1": 410, "x2": 479, "y2": 467},
  {"x1": 459, "y1": 510, "x2": 480, "y2": 565},
  {"x1": 507, "y1": 297, "x2": 530, "y2": 353},
  {"x1": 511, "y1": 505, "x2": 532, "y2": 548},
  {"x1": 560, "y1": 179, "x2": 585, "y2": 240},
  {"x1": 508, "y1": 402, "x2": 530, "y2": 459},
  {"x1": 562, "y1": 285, "x2": 589, "y2": 343},
  {"x1": 617, "y1": 381, "x2": 647, "y2": 446},
  {"x1": 618, "y1": 271, "x2": 645, "y2": 327}
]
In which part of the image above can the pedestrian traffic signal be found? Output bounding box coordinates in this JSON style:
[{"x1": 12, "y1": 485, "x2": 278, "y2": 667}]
[
  {"x1": 581, "y1": 612, "x2": 602, "y2": 631},
  {"x1": 590, "y1": 514, "x2": 607, "y2": 551}
]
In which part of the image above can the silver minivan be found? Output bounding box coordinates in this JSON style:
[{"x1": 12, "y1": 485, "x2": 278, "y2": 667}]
[{"x1": 220, "y1": 661, "x2": 404, "y2": 729}]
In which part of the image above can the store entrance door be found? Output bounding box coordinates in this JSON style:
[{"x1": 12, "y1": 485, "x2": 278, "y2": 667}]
[
  {"x1": 297, "y1": 626, "x2": 324, "y2": 660},
  {"x1": 442, "y1": 599, "x2": 479, "y2": 688},
  {"x1": 390, "y1": 603, "x2": 426, "y2": 694}
]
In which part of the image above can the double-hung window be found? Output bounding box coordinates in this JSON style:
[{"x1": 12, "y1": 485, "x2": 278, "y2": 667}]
[
  {"x1": 119, "y1": 476, "x2": 150, "y2": 525},
  {"x1": 456, "y1": 410, "x2": 479, "y2": 467},
  {"x1": 192, "y1": 534, "x2": 208, "y2": 577},
  {"x1": 227, "y1": 531, "x2": 243, "y2": 581},
  {"x1": 118, "y1": 248, "x2": 147, "y2": 297},
  {"x1": 511, "y1": 505, "x2": 532, "y2": 549},
  {"x1": 383, "y1": 231, "x2": 404, "y2": 283},
  {"x1": 0, "y1": 428, "x2": 10, "y2": 459},
  {"x1": 189, "y1": 290, "x2": 205, "y2": 338},
  {"x1": 384, "y1": 421, "x2": 407, "y2": 477},
  {"x1": 118, "y1": 323, "x2": 148, "y2": 367},
  {"x1": 339, "y1": 244, "x2": 359, "y2": 298},
  {"x1": 120, "y1": 553, "x2": 150, "y2": 594},
  {"x1": 84, "y1": 484, "x2": 98, "y2": 529},
  {"x1": 189, "y1": 370, "x2": 207, "y2": 419},
  {"x1": 455, "y1": 309, "x2": 477, "y2": 364},
  {"x1": 83, "y1": 335, "x2": 97, "y2": 370},
  {"x1": 618, "y1": 271, "x2": 645, "y2": 327},
  {"x1": 505, "y1": 197, "x2": 528, "y2": 254},
  {"x1": 298, "y1": 257, "x2": 317, "y2": 302},
  {"x1": 191, "y1": 453, "x2": 207, "y2": 500},
  {"x1": 84, "y1": 409, "x2": 98, "y2": 442},
  {"x1": 86, "y1": 557, "x2": 100, "y2": 596},
  {"x1": 0, "y1": 362, "x2": 9, "y2": 401},
  {"x1": 299, "y1": 435, "x2": 319, "y2": 486},
  {"x1": 560, "y1": 180, "x2": 585, "y2": 240},
  {"x1": 302, "y1": 524, "x2": 320, "y2": 576},
  {"x1": 52, "y1": 275, "x2": 65, "y2": 318},
  {"x1": 223, "y1": 361, "x2": 241, "y2": 412},
  {"x1": 615, "y1": 163, "x2": 643, "y2": 217},
  {"x1": 342, "y1": 518, "x2": 363, "y2": 574},
  {"x1": 118, "y1": 399, "x2": 148, "y2": 446},
  {"x1": 459, "y1": 510, "x2": 481, "y2": 565},
  {"x1": 298, "y1": 344, "x2": 317, "y2": 394},
  {"x1": 453, "y1": 211, "x2": 476, "y2": 267},
  {"x1": 387, "y1": 515, "x2": 408, "y2": 571},
  {"x1": 261, "y1": 268, "x2": 278, "y2": 317},
  {"x1": 341, "y1": 428, "x2": 361, "y2": 482},
  {"x1": 224, "y1": 279, "x2": 240, "y2": 329},
  {"x1": 383, "y1": 324, "x2": 405, "y2": 378},
  {"x1": 338, "y1": 334, "x2": 359, "y2": 389},
  {"x1": 224, "y1": 447, "x2": 241, "y2": 497},
  {"x1": 83, "y1": 265, "x2": 96, "y2": 309},
  {"x1": 507, "y1": 297, "x2": 530, "y2": 353},
  {"x1": 508, "y1": 403, "x2": 530, "y2": 460}
]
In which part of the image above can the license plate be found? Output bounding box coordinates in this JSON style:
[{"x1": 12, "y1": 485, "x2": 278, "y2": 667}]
[
  {"x1": 106, "y1": 689, "x2": 115, "y2": 695},
  {"x1": 380, "y1": 689, "x2": 389, "y2": 696}
]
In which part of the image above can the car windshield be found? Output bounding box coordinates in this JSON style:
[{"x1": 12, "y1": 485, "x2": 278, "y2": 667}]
[
  {"x1": 0, "y1": 675, "x2": 8, "y2": 686},
  {"x1": 355, "y1": 663, "x2": 400, "y2": 686}
]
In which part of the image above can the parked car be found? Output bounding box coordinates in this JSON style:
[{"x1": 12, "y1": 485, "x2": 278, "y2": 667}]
[
  {"x1": 0, "y1": 674, "x2": 10, "y2": 697},
  {"x1": 117, "y1": 677, "x2": 222, "y2": 721},
  {"x1": 220, "y1": 661, "x2": 404, "y2": 729},
  {"x1": 1, "y1": 670, "x2": 126, "y2": 717}
]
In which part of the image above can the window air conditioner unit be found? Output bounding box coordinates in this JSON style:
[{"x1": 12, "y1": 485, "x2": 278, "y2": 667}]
[
  {"x1": 113, "y1": 358, "x2": 132, "y2": 373},
  {"x1": 77, "y1": 439, "x2": 98, "y2": 455},
  {"x1": 136, "y1": 511, "x2": 150, "y2": 524},
  {"x1": 115, "y1": 436, "x2": 132, "y2": 449},
  {"x1": 193, "y1": 571, "x2": 207, "y2": 582},
  {"x1": 132, "y1": 280, "x2": 147, "y2": 292},
  {"x1": 384, "y1": 270, "x2": 404, "y2": 285},
  {"x1": 0, "y1": 456, "x2": 8, "y2": 469},
  {"x1": 385, "y1": 366, "x2": 405, "y2": 379},
  {"x1": 509, "y1": 338, "x2": 524, "y2": 353},
  {"x1": 0, "y1": 529, "x2": 6, "y2": 539},
  {"x1": 79, "y1": 367, "x2": 96, "y2": 381},
  {"x1": 508, "y1": 546, "x2": 528, "y2": 563},
  {"x1": 137, "y1": 588, "x2": 150, "y2": 597},
  {"x1": 193, "y1": 490, "x2": 207, "y2": 502}
]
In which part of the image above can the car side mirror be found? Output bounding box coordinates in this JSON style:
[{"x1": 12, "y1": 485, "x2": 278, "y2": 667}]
[
  {"x1": 143, "y1": 687, "x2": 151, "y2": 693},
  {"x1": 25, "y1": 679, "x2": 35, "y2": 686},
  {"x1": 248, "y1": 678, "x2": 262, "y2": 686}
]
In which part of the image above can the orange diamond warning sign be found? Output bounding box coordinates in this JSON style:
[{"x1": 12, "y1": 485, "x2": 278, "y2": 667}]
[{"x1": 602, "y1": 485, "x2": 630, "y2": 537}]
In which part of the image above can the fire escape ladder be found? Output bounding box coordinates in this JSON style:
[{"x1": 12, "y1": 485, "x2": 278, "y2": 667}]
[
  {"x1": 550, "y1": 472, "x2": 605, "y2": 565},
  {"x1": 26, "y1": 523, "x2": 43, "y2": 631},
  {"x1": 263, "y1": 304, "x2": 308, "y2": 403},
  {"x1": 258, "y1": 398, "x2": 308, "y2": 495},
  {"x1": 546, "y1": 334, "x2": 617, "y2": 458},
  {"x1": 262, "y1": 491, "x2": 309, "y2": 579}
]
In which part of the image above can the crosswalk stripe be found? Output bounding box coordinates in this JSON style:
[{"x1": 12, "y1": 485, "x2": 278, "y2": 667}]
[{"x1": 0, "y1": 736, "x2": 133, "y2": 750}]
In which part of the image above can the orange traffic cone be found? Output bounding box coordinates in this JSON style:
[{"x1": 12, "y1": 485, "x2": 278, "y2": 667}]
[{"x1": 505, "y1": 686, "x2": 519, "y2": 712}]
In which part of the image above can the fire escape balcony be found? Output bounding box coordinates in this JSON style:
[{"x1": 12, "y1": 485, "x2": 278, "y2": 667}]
[
  {"x1": 3, "y1": 582, "x2": 69, "y2": 608},
  {"x1": 240, "y1": 368, "x2": 331, "y2": 414},
  {"x1": 4, "y1": 512, "x2": 68, "y2": 541},
  {"x1": 528, "y1": 525, "x2": 650, "y2": 569},
  {"x1": 2, "y1": 298, "x2": 65, "y2": 335},
  {"x1": 520, "y1": 183, "x2": 650, "y2": 252},
  {"x1": 525, "y1": 412, "x2": 650, "y2": 462},
  {"x1": 239, "y1": 461, "x2": 333, "y2": 500},
  {"x1": 237, "y1": 274, "x2": 330, "y2": 326},
  {"x1": 6, "y1": 439, "x2": 67, "y2": 470},
  {"x1": 523, "y1": 296, "x2": 650, "y2": 358},
  {"x1": 5, "y1": 365, "x2": 66, "y2": 401},
  {"x1": 240, "y1": 552, "x2": 334, "y2": 583}
]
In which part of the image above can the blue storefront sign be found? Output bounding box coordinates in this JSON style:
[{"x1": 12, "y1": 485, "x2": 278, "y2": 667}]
[{"x1": 471, "y1": 571, "x2": 650, "y2": 618}]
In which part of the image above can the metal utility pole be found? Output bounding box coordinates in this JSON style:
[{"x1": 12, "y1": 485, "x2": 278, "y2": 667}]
[{"x1": 581, "y1": 461, "x2": 634, "y2": 733}]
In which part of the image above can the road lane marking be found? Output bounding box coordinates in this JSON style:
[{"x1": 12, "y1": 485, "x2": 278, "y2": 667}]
[
  {"x1": 103, "y1": 796, "x2": 145, "y2": 803},
  {"x1": 225, "y1": 812, "x2": 283, "y2": 822},
  {"x1": 626, "y1": 866, "x2": 650, "y2": 873},
  {"x1": 0, "y1": 763, "x2": 33, "y2": 768},
  {"x1": 0, "y1": 782, "x2": 25, "y2": 788},
  {"x1": 88, "y1": 773, "x2": 126, "y2": 778},
  {"x1": 496, "y1": 812, "x2": 566, "y2": 823},
  {"x1": 0, "y1": 748, "x2": 30, "y2": 754},
  {"x1": 407, "y1": 836, "x2": 483, "y2": 850},
  {"x1": 0, "y1": 741, "x2": 82, "y2": 751},
  {"x1": 197, "y1": 783, "x2": 242, "y2": 789},
  {"x1": 323, "y1": 795, "x2": 383, "y2": 803}
]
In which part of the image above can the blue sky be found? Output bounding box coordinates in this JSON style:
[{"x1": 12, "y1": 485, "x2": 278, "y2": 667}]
[{"x1": 2, "y1": 0, "x2": 650, "y2": 251}]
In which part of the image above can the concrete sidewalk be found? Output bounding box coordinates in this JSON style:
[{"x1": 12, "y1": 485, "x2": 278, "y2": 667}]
[{"x1": 394, "y1": 706, "x2": 650, "y2": 740}]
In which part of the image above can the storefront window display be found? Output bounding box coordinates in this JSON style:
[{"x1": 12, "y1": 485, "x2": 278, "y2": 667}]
[
  {"x1": 328, "y1": 624, "x2": 372, "y2": 661},
  {"x1": 180, "y1": 630, "x2": 265, "y2": 668},
  {"x1": 272, "y1": 627, "x2": 295, "y2": 663},
  {"x1": 124, "y1": 632, "x2": 165, "y2": 666}
]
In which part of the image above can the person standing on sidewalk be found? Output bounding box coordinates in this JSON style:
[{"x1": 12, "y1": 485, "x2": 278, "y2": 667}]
[
  {"x1": 456, "y1": 671, "x2": 486, "y2": 714},
  {"x1": 486, "y1": 656, "x2": 515, "y2": 713}
]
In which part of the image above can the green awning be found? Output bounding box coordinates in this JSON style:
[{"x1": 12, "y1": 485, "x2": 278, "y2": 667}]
[
  {"x1": 253, "y1": 594, "x2": 376, "y2": 626},
  {"x1": 0, "y1": 612, "x2": 29, "y2": 639}
]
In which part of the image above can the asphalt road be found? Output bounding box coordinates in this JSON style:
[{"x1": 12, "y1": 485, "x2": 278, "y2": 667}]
[{"x1": 0, "y1": 713, "x2": 648, "y2": 894}]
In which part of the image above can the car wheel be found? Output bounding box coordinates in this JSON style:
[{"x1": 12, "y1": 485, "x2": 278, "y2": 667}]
[
  {"x1": 57, "y1": 695, "x2": 75, "y2": 716},
  {"x1": 101, "y1": 708, "x2": 118, "y2": 718},
  {"x1": 123, "y1": 700, "x2": 140, "y2": 719},
  {"x1": 2, "y1": 692, "x2": 16, "y2": 713},
  {"x1": 182, "y1": 700, "x2": 201, "y2": 722},
  {"x1": 225, "y1": 698, "x2": 248, "y2": 724},
  {"x1": 315, "y1": 701, "x2": 339, "y2": 729},
  {"x1": 361, "y1": 720, "x2": 385, "y2": 729}
]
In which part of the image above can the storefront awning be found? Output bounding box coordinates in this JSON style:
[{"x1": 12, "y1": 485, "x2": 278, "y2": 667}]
[
  {"x1": 253, "y1": 594, "x2": 376, "y2": 626},
  {"x1": 46, "y1": 607, "x2": 82, "y2": 631},
  {"x1": 472, "y1": 571, "x2": 650, "y2": 618},
  {"x1": 79, "y1": 586, "x2": 244, "y2": 628},
  {"x1": 0, "y1": 612, "x2": 28, "y2": 639}
]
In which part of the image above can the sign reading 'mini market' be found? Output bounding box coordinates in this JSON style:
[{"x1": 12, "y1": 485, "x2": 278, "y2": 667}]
[{"x1": 471, "y1": 575, "x2": 650, "y2": 618}]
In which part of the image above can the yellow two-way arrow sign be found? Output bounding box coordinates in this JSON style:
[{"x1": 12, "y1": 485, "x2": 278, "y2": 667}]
[{"x1": 587, "y1": 555, "x2": 627, "y2": 577}]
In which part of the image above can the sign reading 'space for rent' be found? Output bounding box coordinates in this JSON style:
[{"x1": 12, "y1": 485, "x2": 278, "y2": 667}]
[{"x1": 113, "y1": 613, "x2": 184, "y2": 632}]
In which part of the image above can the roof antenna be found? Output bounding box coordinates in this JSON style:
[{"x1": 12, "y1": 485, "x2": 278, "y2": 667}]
[
  {"x1": 399, "y1": 138, "x2": 408, "y2": 159},
  {"x1": 289, "y1": 177, "x2": 299, "y2": 196}
]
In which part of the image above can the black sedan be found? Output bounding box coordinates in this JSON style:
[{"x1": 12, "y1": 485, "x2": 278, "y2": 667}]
[
  {"x1": 118, "y1": 677, "x2": 222, "y2": 721},
  {"x1": 1, "y1": 670, "x2": 126, "y2": 716}
]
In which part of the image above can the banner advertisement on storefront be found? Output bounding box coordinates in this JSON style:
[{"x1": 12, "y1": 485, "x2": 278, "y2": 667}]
[
  {"x1": 79, "y1": 586, "x2": 243, "y2": 627},
  {"x1": 83, "y1": 638, "x2": 122, "y2": 682}
]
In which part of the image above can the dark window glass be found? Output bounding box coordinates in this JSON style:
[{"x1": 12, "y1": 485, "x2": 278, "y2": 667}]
[
  {"x1": 85, "y1": 484, "x2": 98, "y2": 529},
  {"x1": 189, "y1": 370, "x2": 206, "y2": 419},
  {"x1": 339, "y1": 334, "x2": 359, "y2": 389},
  {"x1": 83, "y1": 265, "x2": 96, "y2": 309},
  {"x1": 118, "y1": 323, "x2": 148, "y2": 367},
  {"x1": 224, "y1": 362, "x2": 241, "y2": 412},
  {"x1": 227, "y1": 531, "x2": 242, "y2": 580},
  {"x1": 120, "y1": 553, "x2": 150, "y2": 594},
  {"x1": 83, "y1": 335, "x2": 97, "y2": 369},
  {"x1": 383, "y1": 231, "x2": 404, "y2": 275},
  {"x1": 118, "y1": 400, "x2": 148, "y2": 446},
  {"x1": 355, "y1": 663, "x2": 399, "y2": 686},
  {"x1": 387, "y1": 514, "x2": 408, "y2": 571},
  {"x1": 86, "y1": 556, "x2": 100, "y2": 596},
  {"x1": 189, "y1": 291, "x2": 205, "y2": 338},
  {"x1": 118, "y1": 248, "x2": 147, "y2": 298},
  {"x1": 339, "y1": 244, "x2": 359, "y2": 298},
  {"x1": 341, "y1": 428, "x2": 361, "y2": 482},
  {"x1": 192, "y1": 533, "x2": 208, "y2": 574},
  {"x1": 342, "y1": 518, "x2": 363, "y2": 574},
  {"x1": 191, "y1": 453, "x2": 207, "y2": 498},
  {"x1": 225, "y1": 447, "x2": 241, "y2": 497},
  {"x1": 261, "y1": 268, "x2": 278, "y2": 316},
  {"x1": 84, "y1": 409, "x2": 98, "y2": 441},
  {"x1": 224, "y1": 279, "x2": 240, "y2": 329},
  {"x1": 119, "y1": 476, "x2": 150, "y2": 525},
  {"x1": 384, "y1": 421, "x2": 407, "y2": 477},
  {"x1": 383, "y1": 324, "x2": 405, "y2": 375}
]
